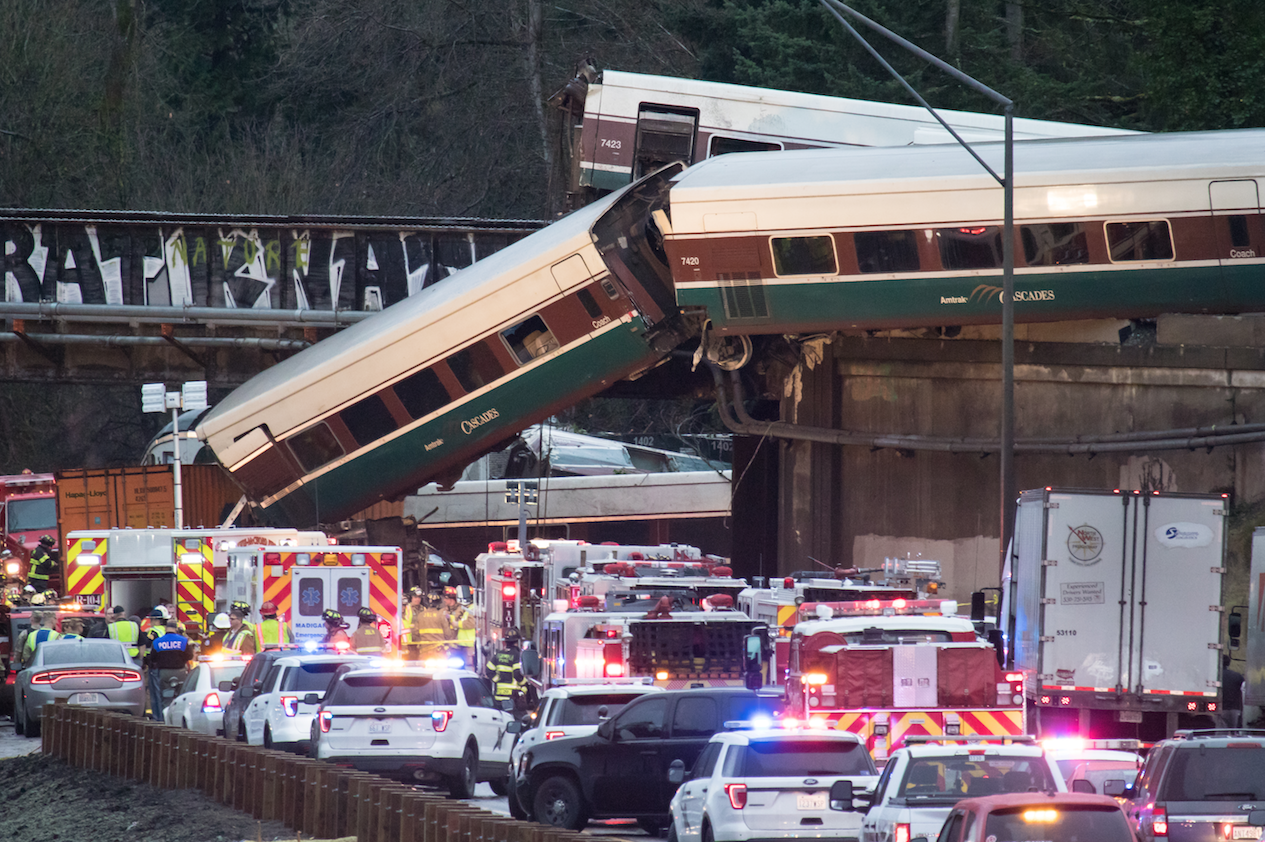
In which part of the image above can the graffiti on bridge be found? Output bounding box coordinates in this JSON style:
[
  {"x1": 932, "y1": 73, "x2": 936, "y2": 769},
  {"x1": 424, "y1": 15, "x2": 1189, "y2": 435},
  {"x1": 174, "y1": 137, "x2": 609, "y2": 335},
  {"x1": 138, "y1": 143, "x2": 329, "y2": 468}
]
[{"x1": 2, "y1": 221, "x2": 525, "y2": 311}]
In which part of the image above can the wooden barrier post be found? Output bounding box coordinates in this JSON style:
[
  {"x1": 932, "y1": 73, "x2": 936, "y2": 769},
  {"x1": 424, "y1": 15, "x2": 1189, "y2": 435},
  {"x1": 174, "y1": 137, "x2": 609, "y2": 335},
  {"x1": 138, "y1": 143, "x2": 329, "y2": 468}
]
[{"x1": 374, "y1": 784, "x2": 413, "y2": 842}]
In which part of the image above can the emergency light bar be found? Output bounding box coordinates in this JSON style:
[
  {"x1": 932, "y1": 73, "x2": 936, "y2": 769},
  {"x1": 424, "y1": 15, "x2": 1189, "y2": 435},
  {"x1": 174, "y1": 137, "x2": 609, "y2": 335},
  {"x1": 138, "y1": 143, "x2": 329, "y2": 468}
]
[
  {"x1": 798, "y1": 598, "x2": 958, "y2": 621},
  {"x1": 904, "y1": 734, "x2": 1037, "y2": 745}
]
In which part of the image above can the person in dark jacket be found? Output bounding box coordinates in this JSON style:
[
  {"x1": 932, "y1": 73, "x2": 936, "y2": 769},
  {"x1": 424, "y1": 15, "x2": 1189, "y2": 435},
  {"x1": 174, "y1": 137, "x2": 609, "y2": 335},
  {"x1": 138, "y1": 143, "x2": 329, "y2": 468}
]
[
  {"x1": 144, "y1": 610, "x2": 192, "y2": 721},
  {"x1": 1221, "y1": 654, "x2": 1244, "y2": 729}
]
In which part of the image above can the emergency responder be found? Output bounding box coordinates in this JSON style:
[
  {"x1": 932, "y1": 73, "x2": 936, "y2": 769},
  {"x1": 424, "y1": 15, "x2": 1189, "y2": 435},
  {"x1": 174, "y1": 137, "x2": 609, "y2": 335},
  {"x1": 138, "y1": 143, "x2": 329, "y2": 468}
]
[
  {"x1": 229, "y1": 600, "x2": 255, "y2": 636},
  {"x1": 16, "y1": 610, "x2": 58, "y2": 669},
  {"x1": 61, "y1": 617, "x2": 85, "y2": 640},
  {"x1": 401, "y1": 586, "x2": 425, "y2": 660},
  {"x1": 441, "y1": 586, "x2": 477, "y2": 668},
  {"x1": 145, "y1": 613, "x2": 192, "y2": 721},
  {"x1": 254, "y1": 600, "x2": 293, "y2": 649},
  {"x1": 222, "y1": 605, "x2": 258, "y2": 655},
  {"x1": 320, "y1": 609, "x2": 353, "y2": 650},
  {"x1": 140, "y1": 603, "x2": 168, "y2": 634},
  {"x1": 105, "y1": 606, "x2": 138, "y2": 656},
  {"x1": 350, "y1": 607, "x2": 385, "y2": 654},
  {"x1": 26, "y1": 535, "x2": 57, "y2": 591},
  {"x1": 204, "y1": 612, "x2": 231, "y2": 655},
  {"x1": 485, "y1": 628, "x2": 527, "y2": 712}
]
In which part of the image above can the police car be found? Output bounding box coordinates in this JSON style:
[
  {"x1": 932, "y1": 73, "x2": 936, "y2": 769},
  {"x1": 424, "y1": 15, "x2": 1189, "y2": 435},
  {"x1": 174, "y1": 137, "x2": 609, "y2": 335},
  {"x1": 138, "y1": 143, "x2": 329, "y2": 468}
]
[
  {"x1": 667, "y1": 722, "x2": 879, "y2": 842},
  {"x1": 164, "y1": 654, "x2": 249, "y2": 736},
  {"x1": 241, "y1": 651, "x2": 372, "y2": 752}
]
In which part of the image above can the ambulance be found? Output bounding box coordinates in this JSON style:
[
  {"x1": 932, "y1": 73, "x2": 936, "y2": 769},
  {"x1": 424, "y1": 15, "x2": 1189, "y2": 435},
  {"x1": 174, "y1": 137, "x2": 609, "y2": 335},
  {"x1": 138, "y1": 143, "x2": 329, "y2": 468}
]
[{"x1": 223, "y1": 544, "x2": 402, "y2": 646}]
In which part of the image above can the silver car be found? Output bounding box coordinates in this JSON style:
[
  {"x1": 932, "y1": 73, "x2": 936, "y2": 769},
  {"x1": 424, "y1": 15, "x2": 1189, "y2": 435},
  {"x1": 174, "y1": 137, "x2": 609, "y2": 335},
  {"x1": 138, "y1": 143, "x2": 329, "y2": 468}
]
[{"x1": 14, "y1": 638, "x2": 145, "y2": 737}]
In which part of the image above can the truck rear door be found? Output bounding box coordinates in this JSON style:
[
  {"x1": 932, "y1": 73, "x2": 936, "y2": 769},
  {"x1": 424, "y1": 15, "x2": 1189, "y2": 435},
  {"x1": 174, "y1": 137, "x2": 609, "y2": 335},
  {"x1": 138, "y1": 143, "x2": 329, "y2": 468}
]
[
  {"x1": 1133, "y1": 494, "x2": 1224, "y2": 698},
  {"x1": 1036, "y1": 490, "x2": 1132, "y2": 695}
]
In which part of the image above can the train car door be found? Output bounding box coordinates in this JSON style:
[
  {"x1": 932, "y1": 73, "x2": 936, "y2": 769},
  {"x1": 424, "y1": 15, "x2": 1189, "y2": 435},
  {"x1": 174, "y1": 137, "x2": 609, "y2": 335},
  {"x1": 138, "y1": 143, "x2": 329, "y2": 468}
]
[
  {"x1": 632, "y1": 105, "x2": 698, "y2": 180},
  {"x1": 1210, "y1": 180, "x2": 1262, "y2": 307},
  {"x1": 291, "y1": 564, "x2": 370, "y2": 641}
]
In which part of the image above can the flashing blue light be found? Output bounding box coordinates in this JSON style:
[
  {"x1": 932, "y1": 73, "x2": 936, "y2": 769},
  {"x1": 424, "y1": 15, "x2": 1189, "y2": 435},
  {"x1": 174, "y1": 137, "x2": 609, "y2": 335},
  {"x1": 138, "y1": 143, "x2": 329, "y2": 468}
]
[
  {"x1": 303, "y1": 640, "x2": 319, "y2": 652},
  {"x1": 751, "y1": 715, "x2": 774, "y2": 730},
  {"x1": 447, "y1": 656, "x2": 466, "y2": 669}
]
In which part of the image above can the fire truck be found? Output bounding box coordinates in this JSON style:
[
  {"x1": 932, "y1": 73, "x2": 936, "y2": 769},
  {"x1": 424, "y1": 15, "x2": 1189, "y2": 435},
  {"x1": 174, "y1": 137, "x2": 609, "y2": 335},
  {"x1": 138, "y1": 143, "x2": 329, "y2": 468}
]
[
  {"x1": 224, "y1": 544, "x2": 402, "y2": 646},
  {"x1": 61, "y1": 527, "x2": 327, "y2": 623},
  {"x1": 534, "y1": 596, "x2": 766, "y2": 691},
  {"x1": 739, "y1": 558, "x2": 945, "y2": 686},
  {"x1": 785, "y1": 597, "x2": 1026, "y2": 764},
  {"x1": 0, "y1": 472, "x2": 59, "y2": 583}
]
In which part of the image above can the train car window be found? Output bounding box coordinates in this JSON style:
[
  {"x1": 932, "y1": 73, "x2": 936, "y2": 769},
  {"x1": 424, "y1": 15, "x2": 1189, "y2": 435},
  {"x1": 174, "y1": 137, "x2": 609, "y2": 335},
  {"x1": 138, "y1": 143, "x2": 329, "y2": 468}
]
[
  {"x1": 394, "y1": 368, "x2": 449, "y2": 420},
  {"x1": 770, "y1": 236, "x2": 837, "y2": 276},
  {"x1": 501, "y1": 315, "x2": 559, "y2": 365},
  {"x1": 938, "y1": 226, "x2": 1003, "y2": 270},
  {"x1": 287, "y1": 422, "x2": 344, "y2": 473},
  {"x1": 1229, "y1": 215, "x2": 1251, "y2": 248},
  {"x1": 1105, "y1": 220, "x2": 1174, "y2": 261},
  {"x1": 1021, "y1": 222, "x2": 1090, "y2": 266},
  {"x1": 634, "y1": 105, "x2": 699, "y2": 179},
  {"x1": 576, "y1": 289, "x2": 603, "y2": 319},
  {"x1": 340, "y1": 394, "x2": 397, "y2": 448},
  {"x1": 855, "y1": 230, "x2": 920, "y2": 273},
  {"x1": 709, "y1": 136, "x2": 782, "y2": 157},
  {"x1": 448, "y1": 342, "x2": 504, "y2": 393}
]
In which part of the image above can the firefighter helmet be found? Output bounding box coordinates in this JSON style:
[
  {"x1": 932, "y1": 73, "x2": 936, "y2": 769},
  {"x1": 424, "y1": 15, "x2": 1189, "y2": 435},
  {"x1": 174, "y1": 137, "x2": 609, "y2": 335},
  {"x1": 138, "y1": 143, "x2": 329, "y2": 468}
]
[
  {"x1": 504, "y1": 626, "x2": 521, "y2": 645},
  {"x1": 230, "y1": 600, "x2": 250, "y2": 614},
  {"x1": 408, "y1": 586, "x2": 425, "y2": 599},
  {"x1": 38, "y1": 535, "x2": 55, "y2": 547},
  {"x1": 260, "y1": 601, "x2": 278, "y2": 617},
  {"x1": 41, "y1": 589, "x2": 57, "y2": 603},
  {"x1": 357, "y1": 607, "x2": 376, "y2": 622},
  {"x1": 322, "y1": 608, "x2": 346, "y2": 626},
  {"x1": 148, "y1": 607, "x2": 165, "y2": 620}
]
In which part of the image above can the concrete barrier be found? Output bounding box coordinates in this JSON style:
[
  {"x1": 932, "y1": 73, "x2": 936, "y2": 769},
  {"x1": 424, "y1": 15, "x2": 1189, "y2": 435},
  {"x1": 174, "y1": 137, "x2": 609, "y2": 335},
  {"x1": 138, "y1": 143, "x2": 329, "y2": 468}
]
[{"x1": 40, "y1": 705, "x2": 636, "y2": 842}]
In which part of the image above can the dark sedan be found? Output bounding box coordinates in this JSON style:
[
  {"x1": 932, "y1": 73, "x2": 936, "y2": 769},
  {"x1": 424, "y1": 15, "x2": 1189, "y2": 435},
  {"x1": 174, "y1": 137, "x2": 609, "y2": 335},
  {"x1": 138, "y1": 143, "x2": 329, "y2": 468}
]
[{"x1": 14, "y1": 638, "x2": 145, "y2": 737}]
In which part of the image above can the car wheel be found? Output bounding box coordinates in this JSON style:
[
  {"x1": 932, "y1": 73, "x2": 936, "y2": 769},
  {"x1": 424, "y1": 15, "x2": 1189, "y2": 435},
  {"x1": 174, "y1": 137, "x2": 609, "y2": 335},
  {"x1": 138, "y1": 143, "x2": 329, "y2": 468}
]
[
  {"x1": 508, "y1": 775, "x2": 529, "y2": 820},
  {"x1": 263, "y1": 725, "x2": 273, "y2": 749},
  {"x1": 489, "y1": 777, "x2": 508, "y2": 797},
  {"x1": 26, "y1": 709, "x2": 41, "y2": 739},
  {"x1": 667, "y1": 816, "x2": 679, "y2": 842},
  {"x1": 237, "y1": 721, "x2": 247, "y2": 743},
  {"x1": 448, "y1": 743, "x2": 478, "y2": 799},
  {"x1": 533, "y1": 775, "x2": 588, "y2": 831},
  {"x1": 13, "y1": 699, "x2": 25, "y2": 736},
  {"x1": 702, "y1": 820, "x2": 714, "y2": 842}
]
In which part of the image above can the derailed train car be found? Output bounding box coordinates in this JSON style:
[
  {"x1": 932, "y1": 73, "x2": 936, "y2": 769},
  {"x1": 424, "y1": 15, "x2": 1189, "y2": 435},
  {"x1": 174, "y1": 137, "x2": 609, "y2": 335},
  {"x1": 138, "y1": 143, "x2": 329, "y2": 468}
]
[
  {"x1": 664, "y1": 128, "x2": 1265, "y2": 334},
  {"x1": 196, "y1": 167, "x2": 690, "y2": 527},
  {"x1": 202, "y1": 128, "x2": 1265, "y2": 525}
]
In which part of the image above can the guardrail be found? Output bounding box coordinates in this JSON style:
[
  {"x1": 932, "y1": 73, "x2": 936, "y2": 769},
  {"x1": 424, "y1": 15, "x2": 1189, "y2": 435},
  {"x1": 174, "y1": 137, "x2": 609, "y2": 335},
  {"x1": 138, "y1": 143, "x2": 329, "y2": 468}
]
[{"x1": 41, "y1": 703, "x2": 626, "y2": 842}]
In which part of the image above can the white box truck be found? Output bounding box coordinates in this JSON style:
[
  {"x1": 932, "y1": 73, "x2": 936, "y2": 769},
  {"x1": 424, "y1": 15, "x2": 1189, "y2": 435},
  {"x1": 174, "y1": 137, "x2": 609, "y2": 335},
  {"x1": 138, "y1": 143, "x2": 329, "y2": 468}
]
[
  {"x1": 1003, "y1": 488, "x2": 1227, "y2": 741},
  {"x1": 1242, "y1": 529, "x2": 1265, "y2": 712}
]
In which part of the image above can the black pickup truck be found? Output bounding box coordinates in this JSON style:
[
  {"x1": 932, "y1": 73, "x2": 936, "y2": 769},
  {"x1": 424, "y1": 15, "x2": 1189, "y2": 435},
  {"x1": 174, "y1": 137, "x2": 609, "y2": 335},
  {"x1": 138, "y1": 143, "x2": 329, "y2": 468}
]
[{"x1": 514, "y1": 686, "x2": 781, "y2": 831}]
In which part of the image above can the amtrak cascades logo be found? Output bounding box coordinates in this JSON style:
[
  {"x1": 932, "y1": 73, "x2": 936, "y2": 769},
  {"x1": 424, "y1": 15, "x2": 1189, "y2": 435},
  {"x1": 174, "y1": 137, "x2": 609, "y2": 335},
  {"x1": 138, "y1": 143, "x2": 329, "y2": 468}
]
[
  {"x1": 461, "y1": 408, "x2": 500, "y2": 435},
  {"x1": 1067, "y1": 524, "x2": 1104, "y2": 565}
]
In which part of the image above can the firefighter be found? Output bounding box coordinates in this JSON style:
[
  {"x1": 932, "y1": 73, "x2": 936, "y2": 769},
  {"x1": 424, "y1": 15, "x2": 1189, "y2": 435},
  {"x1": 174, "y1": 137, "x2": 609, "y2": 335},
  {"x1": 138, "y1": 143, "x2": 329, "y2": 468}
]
[
  {"x1": 350, "y1": 607, "x2": 385, "y2": 654},
  {"x1": 320, "y1": 609, "x2": 353, "y2": 650},
  {"x1": 145, "y1": 614, "x2": 192, "y2": 721},
  {"x1": 222, "y1": 605, "x2": 258, "y2": 655},
  {"x1": 441, "y1": 586, "x2": 476, "y2": 669},
  {"x1": 254, "y1": 601, "x2": 293, "y2": 649},
  {"x1": 402, "y1": 586, "x2": 433, "y2": 660},
  {"x1": 204, "y1": 612, "x2": 231, "y2": 655},
  {"x1": 485, "y1": 628, "x2": 527, "y2": 712},
  {"x1": 26, "y1": 535, "x2": 57, "y2": 591}
]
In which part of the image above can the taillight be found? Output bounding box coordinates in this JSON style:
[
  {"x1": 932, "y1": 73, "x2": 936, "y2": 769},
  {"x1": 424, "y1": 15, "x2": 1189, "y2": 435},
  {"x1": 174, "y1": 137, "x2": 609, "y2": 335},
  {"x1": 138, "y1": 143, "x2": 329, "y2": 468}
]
[
  {"x1": 725, "y1": 783, "x2": 747, "y2": 809},
  {"x1": 895, "y1": 823, "x2": 911, "y2": 842},
  {"x1": 604, "y1": 661, "x2": 625, "y2": 677},
  {"x1": 31, "y1": 668, "x2": 141, "y2": 684},
  {"x1": 1152, "y1": 807, "x2": 1168, "y2": 837},
  {"x1": 319, "y1": 711, "x2": 332, "y2": 733},
  {"x1": 281, "y1": 696, "x2": 299, "y2": 717},
  {"x1": 333, "y1": 639, "x2": 351, "y2": 652},
  {"x1": 431, "y1": 710, "x2": 453, "y2": 732},
  {"x1": 545, "y1": 730, "x2": 566, "y2": 740},
  {"x1": 201, "y1": 692, "x2": 223, "y2": 713}
]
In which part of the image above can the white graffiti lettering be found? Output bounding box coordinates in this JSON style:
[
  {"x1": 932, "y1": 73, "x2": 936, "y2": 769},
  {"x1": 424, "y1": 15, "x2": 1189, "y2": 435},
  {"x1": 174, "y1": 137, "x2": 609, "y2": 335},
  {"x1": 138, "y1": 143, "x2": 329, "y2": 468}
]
[{"x1": 461, "y1": 408, "x2": 501, "y2": 435}]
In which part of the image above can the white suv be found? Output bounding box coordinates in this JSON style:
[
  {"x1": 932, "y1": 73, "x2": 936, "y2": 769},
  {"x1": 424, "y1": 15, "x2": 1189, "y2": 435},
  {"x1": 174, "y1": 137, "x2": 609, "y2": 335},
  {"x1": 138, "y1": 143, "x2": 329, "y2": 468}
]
[
  {"x1": 312, "y1": 665, "x2": 513, "y2": 796},
  {"x1": 506, "y1": 681, "x2": 664, "y2": 817},
  {"x1": 241, "y1": 653, "x2": 373, "y2": 752},
  {"x1": 667, "y1": 726, "x2": 879, "y2": 842},
  {"x1": 861, "y1": 736, "x2": 1066, "y2": 842}
]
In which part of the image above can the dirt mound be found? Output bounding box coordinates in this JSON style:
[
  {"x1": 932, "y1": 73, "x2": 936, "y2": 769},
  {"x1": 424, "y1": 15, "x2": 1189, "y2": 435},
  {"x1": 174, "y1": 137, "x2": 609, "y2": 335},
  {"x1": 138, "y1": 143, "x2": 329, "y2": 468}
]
[{"x1": 0, "y1": 752, "x2": 299, "y2": 842}]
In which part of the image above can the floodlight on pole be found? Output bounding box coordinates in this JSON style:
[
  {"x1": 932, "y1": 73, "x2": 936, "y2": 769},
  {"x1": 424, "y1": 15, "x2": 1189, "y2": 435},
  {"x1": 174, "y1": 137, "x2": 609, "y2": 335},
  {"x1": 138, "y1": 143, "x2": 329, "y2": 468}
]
[{"x1": 140, "y1": 380, "x2": 208, "y2": 529}]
